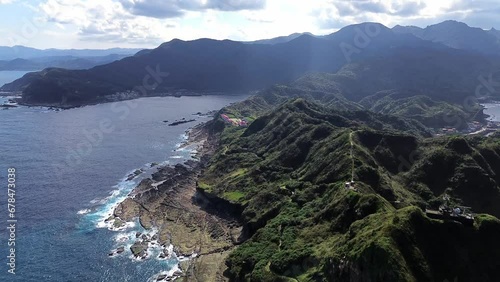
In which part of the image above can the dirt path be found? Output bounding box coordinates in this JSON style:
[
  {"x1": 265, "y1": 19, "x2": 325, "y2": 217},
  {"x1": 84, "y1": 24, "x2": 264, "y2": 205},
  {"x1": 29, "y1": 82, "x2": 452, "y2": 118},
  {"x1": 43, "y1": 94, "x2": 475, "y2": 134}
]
[{"x1": 349, "y1": 131, "x2": 355, "y2": 182}]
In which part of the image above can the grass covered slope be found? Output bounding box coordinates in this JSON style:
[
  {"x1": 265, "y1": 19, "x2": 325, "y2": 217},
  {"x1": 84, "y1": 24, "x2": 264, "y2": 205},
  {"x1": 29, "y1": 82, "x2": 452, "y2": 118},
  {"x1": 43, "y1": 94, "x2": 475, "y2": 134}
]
[
  {"x1": 402, "y1": 136, "x2": 500, "y2": 217},
  {"x1": 224, "y1": 69, "x2": 491, "y2": 134},
  {"x1": 197, "y1": 99, "x2": 500, "y2": 281},
  {"x1": 359, "y1": 92, "x2": 481, "y2": 129}
]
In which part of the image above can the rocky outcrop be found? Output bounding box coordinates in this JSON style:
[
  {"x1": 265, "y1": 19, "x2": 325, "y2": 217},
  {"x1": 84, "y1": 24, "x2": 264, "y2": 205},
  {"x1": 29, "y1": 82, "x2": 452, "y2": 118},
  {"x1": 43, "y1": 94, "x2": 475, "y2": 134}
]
[
  {"x1": 126, "y1": 169, "x2": 144, "y2": 181},
  {"x1": 168, "y1": 119, "x2": 196, "y2": 126},
  {"x1": 112, "y1": 123, "x2": 242, "y2": 281},
  {"x1": 131, "y1": 241, "x2": 148, "y2": 259}
]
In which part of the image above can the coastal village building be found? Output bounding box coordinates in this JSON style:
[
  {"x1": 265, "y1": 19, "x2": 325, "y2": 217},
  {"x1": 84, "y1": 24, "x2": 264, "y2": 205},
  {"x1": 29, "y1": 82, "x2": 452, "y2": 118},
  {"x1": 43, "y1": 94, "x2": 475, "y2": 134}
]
[{"x1": 221, "y1": 114, "x2": 248, "y2": 127}]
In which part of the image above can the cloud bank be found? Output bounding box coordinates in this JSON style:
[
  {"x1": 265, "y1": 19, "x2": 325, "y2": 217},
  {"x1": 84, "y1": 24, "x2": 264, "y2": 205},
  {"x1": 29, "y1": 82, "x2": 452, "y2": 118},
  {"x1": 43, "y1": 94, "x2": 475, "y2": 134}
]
[{"x1": 13, "y1": 0, "x2": 500, "y2": 48}]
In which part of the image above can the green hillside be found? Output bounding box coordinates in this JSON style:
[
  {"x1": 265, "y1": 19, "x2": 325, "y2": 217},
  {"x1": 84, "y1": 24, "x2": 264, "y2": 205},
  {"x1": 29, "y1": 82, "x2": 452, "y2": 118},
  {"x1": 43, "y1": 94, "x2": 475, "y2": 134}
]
[{"x1": 197, "y1": 99, "x2": 500, "y2": 281}]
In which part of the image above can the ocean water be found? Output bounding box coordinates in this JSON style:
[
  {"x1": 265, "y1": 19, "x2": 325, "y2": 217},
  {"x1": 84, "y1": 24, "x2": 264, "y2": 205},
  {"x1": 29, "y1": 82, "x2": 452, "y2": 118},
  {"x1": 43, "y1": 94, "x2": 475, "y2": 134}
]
[
  {"x1": 0, "y1": 84, "x2": 247, "y2": 281},
  {"x1": 483, "y1": 103, "x2": 500, "y2": 122},
  {"x1": 0, "y1": 71, "x2": 34, "y2": 87}
]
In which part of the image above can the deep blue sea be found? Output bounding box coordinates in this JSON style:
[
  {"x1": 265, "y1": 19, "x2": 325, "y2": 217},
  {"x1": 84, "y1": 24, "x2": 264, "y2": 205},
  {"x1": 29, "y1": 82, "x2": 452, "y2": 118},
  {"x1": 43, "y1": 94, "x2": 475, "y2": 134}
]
[{"x1": 0, "y1": 72, "x2": 247, "y2": 281}]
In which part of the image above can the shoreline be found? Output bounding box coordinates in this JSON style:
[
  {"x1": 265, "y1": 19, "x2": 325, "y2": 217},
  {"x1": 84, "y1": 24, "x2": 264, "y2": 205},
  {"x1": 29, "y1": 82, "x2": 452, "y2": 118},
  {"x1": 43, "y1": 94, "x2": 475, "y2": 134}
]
[
  {"x1": 4, "y1": 91, "x2": 249, "y2": 109},
  {"x1": 100, "y1": 121, "x2": 240, "y2": 281},
  {"x1": 482, "y1": 103, "x2": 500, "y2": 122}
]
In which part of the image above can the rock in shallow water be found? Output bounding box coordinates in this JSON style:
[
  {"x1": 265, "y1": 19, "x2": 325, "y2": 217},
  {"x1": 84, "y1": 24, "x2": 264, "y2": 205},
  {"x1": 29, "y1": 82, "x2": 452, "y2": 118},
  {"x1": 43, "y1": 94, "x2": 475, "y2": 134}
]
[
  {"x1": 112, "y1": 218, "x2": 126, "y2": 229},
  {"x1": 130, "y1": 241, "x2": 148, "y2": 259}
]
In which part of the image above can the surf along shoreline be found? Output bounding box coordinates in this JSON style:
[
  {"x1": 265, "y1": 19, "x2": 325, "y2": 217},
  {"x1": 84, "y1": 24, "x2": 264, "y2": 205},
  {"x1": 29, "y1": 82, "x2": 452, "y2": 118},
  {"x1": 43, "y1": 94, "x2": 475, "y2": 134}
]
[{"x1": 101, "y1": 120, "x2": 243, "y2": 281}]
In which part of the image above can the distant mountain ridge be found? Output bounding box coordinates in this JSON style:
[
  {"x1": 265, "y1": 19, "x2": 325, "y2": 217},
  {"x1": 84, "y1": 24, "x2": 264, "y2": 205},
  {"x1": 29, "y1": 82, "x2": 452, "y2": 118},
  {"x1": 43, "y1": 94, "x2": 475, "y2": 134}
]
[
  {"x1": 0, "y1": 46, "x2": 142, "y2": 61},
  {"x1": 1, "y1": 22, "x2": 448, "y2": 106},
  {"x1": 2, "y1": 20, "x2": 500, "y2": 108},
  {"x1": 246, "y1": 32, "x2": 318, "y2": 45},
  {"x1": 393, "y1": 20, "x2": 500, "y2": 54},
  {"x1": 0, "y1": 54, "x2": 131, "y2": 71}
]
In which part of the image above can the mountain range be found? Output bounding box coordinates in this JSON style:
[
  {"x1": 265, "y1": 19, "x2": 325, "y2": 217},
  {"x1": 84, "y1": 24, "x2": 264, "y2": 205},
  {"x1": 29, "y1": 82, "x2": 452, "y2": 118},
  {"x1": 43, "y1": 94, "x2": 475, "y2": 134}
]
[
  {"x1": 393, "y1": 20, "x2": 500, "y2": 54},
  {"x1": 4, "y1": 20, "x2": 500, "y2": 109},
  {"x1": 0, "y1": 46, "x2": 141, "y2": 61},
  {"x1": 2, "y1": 20, "x2": 500, "y2": 113},
  {"x1": 4, "y1": 19, "x2": 499, "y2": 281},
  {"x1": 0, "y1": 54, "x2": 133, "y2": 71},
  {"x1": 0, "y1": 46, "x2": 142, "y2": 71},
  {"x1": 245, "y1": 32, "x2": 318, "y2": 45}
]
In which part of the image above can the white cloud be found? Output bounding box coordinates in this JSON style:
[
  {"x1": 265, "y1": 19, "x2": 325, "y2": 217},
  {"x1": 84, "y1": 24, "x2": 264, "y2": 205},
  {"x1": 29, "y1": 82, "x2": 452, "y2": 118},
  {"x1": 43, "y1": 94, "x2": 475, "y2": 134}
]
[
  {"x1": 0, "y1": 0, "x2": 16, "y2": 4},
  {"x1": 28, "y1": 0, "x2": 500, "y2": 48},
  {"x1": 118, "y1": 0, "x2": 266, "y2": 18},
  {"x1": 38, "y1": 0, "x2": 176, "y2": 46}
]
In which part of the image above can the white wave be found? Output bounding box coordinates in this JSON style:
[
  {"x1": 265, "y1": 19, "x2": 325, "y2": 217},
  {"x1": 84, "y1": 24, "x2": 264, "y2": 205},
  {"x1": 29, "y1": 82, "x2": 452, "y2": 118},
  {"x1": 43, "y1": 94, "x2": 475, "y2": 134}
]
[
  {"x1": 77, "y1": 208, "x2": 91, "y2": 215},
  {"x1": 114, "y1": 231, "x2": 136, "y2": 243},
  {"x1": 148, "y1": 263, "x2": 182, "y2": 282},
  {"x1": 109, "y1": 221, "x2": 136, "y2": 232},
  {"x1": 84, "y1": 177, "x2": 138, "y2": 230}
]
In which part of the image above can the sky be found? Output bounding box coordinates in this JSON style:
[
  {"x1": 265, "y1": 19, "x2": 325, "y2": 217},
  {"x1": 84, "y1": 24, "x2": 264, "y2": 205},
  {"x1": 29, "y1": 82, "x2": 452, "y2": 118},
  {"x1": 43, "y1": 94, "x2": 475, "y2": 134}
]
[{"x1": 0, "y1": 0, "x2": 499, "y2": 49}]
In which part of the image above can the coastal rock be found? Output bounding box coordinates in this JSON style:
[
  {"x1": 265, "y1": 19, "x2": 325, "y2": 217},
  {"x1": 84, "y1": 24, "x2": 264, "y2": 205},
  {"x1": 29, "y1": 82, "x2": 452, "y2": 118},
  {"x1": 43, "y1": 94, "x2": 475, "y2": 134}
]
[
  {"x1": 156, "y1": 274, "x2": 167, "y2": 281},
  {"x1": 179, "y1": 260, "x2": 191, "y2": 273},
  {"x1": 139, "y1": 212, "x2": 154, "y2": 230},
  {"x1": 130, "y1": 241, "x2": 148, "y2": 259},
  {"x1": 110, "y1": 125, "x2": 239, "y2": 280},
  {"x1": 112, "y1": 218, "x2": 126, "y2": 229},
  {"x1": 114, "y1": 198, "x2": 141, "y2": 222},
  {"x1": 130, "y1": 178, "x2": 155, "y2": 196},
  {"x1": 126, "y1": 169, "x2": 144, "y2": 181},
  {"x1": 116, "y1": 246, "x2": 125, "y2": 254},
  {"x1": 168, "y1": 119, "x2": 196, "y2": 127},
  {"x1": 158, "y1": 248, "x2": 170, "y2": 259},
  {"x1": 1, "y1": 104, "x2": 17, "y2": 108}
]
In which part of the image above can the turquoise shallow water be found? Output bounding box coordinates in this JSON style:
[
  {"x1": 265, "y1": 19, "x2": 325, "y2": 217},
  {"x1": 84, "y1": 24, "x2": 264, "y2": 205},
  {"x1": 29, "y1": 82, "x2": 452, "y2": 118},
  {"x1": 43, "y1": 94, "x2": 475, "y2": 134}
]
[{"x1": 0, "y1": 74, "x2": 247, "y2": 281}]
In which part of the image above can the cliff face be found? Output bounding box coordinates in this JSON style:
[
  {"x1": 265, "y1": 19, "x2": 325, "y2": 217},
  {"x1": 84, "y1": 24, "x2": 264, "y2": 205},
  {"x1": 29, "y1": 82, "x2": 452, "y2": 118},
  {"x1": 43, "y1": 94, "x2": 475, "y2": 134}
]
[
  {"x1": 195, "y1": 99, "x2": 500, "y2": 281},
  {"x1": 323, "y1": 208, "x2": 500, "y2": 282}
]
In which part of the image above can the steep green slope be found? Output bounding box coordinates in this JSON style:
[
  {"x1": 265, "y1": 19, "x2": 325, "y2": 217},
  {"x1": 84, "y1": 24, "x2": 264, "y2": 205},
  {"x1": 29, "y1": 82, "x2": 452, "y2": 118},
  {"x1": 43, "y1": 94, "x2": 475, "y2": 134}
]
[
  {"x1": 198, "y1": 99, "x2": 500, "y2": 281},
  {"x1": 402, "y1": 136, "x2": 500, "y2": 216},
  {"x1": 359, "y1": 92, "x2": 480, "y2": 129},
  {"x1": 225, "y1": 84, "x2": 364, "y2": 120},
  {"x1": 226, "y1": 69, "x2": 488, "y2": 131}
]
